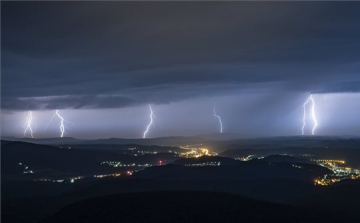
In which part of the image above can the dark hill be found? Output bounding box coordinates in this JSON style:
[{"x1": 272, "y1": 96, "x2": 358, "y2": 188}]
[
  {"x1": 1, "y1": 141, "x2": 177, "y2": 180},
  {"x1": 40, "y1": 191, "x2": 349, "y2": 223},
  {"x1": 134, "y1": 161, "x2": 330, "y2": 182},
  {"x1": 252, "y1": 154, "x2": 314, "y2": 164},
  {"x1": 296, "y1": 180, "x2": 360, "y2": 217},
  {"x1": 221, "y1": 146, "x2": 360, "y2": 168},
  {"x1": 1, "y1": 141, "x2": 131, "y2": 177}
]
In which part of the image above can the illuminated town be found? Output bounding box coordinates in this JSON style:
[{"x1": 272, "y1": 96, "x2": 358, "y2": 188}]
[
  {"x1": 179, "y1": 144, "x2": 218, "y2": 158},
  {"x1": 312, "y1": 159, "x2": 360, "y2": 186},
  {"x1": 235, "y1": 155, "x2": 256, "y2": 161},
  {"x1": 185, "y1": 161, "x2": 221, "y2": 167},
  {"x1": 101, "y1": 161, "x2": 152, "y2": 168},
  {"x1": 35, "y1": 176, "x2": 84, "y2": 183},
  {"x1": 234, "y1": 155, "x2": 360, "y2": 186}
]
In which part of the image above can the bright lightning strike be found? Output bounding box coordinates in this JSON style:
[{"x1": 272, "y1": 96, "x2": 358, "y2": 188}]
[
  {"x1": 310, "y1": 95, "x2": 318, "y2": 135},
  {"x1": 302, "y1": 97, "x2": 310, "y2": 135},
  {"x1": 56, "y1": 110, "x2": 65, "y2": 137},
  {"x1": 213, "y1": 107, "x2": 223, "y2": 133},
  {"x1": 46, "y1": 110, "x2": 73, "y2": 138},
  {"x1": 301, "y1": 94, "x2": 318, "y2": 135},
  {"x1": 24, "y1": 111, "x2": 34, "y2": 138},
  {"x1": 143, "y1": 105, "x2": 154, "y2": 139}
]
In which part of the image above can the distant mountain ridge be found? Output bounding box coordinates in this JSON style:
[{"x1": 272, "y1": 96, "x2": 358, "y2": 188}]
[
  {"x1": 3, "y1": 134, "x2": 359, "y2": 146},
  {"x1": 1, "y1": 133, "x2": 241, "y2": 146}
]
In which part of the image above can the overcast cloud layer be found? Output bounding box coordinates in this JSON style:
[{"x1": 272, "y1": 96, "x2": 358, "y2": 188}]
[
  {"x1": 2, "y1": 2, "x2": 360, "y2": 110},
  {"x1": 1, "y1": 2, "x2": 360, "y2": 138}
]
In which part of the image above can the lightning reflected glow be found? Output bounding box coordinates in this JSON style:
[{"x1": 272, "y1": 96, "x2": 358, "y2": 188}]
[
  {"x1": 143, "y1": 105, "x2": 154, "y2": 139},
  {"x1": 24, "y1": 111, "x2": 34, "y2": 138},
  {"x1": 302, "y1": 94, "x2": 318, "y2": 135},
  {"x1": 213, "y1": 107, "x2": 223, "y2": 133}
]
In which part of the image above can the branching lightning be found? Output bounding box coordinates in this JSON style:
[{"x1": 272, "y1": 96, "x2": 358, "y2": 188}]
[
  {"x1": 302, "y1": 94, "x2": 318, "y2": 135},
  {"x1": 56, "y1": 110, "x2": 65, "y2": 137},
  {"x1": 213, "y1": 107, "x2": 223, "y2": 133},
  {"x1": 143, "y1": 105, "x2": 154, "y2": 139},
  {"x1": 24, "y1": 111, "x2": 34, "y2": 138},
  {"x1": 45, "y1": 113, "x2": 57, "y2": 130},
  {"x1": 45, "y1": 110, "x2": 73, "y2": 138}
]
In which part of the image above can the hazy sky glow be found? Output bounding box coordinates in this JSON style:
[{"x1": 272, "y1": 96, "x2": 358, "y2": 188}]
[
  {"x1": 2, "y1": 2, "x2": 360, "y2": 138},
  {"x1": 2, "y1": 93, "x2": 360, "y2": 139}
]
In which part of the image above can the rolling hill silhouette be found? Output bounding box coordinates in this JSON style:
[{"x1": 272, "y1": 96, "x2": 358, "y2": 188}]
[{"x1": 39, "y1": 191, "x2": 354, "y2": 223}]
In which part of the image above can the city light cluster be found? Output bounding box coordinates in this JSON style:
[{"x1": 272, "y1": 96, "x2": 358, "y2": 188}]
[
  {"x1": 236, "y1": 155, "x2": 256, "y2": 161},
  {"x1": 35, "y1": 176, "x2": 84, "y2": 183},
  {"x1": 185, "y1": 162, "x2": 221, "y2": 167},
  {"x1": 19, "y1": 162, "x2": 34, "y2": 174},
  {"x1": 179, "y1": 146, "x2": 217, "y2": 158},
  {"x1": 313, "y1": 159, "x2": 360, "y2": 186},
  {"x1": 101, "y1": 161, "x2": 152, "y2": 168},
  {"x1": 94, "y1": 171, "x2": 133, "y2": 178}
]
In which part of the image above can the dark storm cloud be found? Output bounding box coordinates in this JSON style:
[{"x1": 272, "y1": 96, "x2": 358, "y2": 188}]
[
  {"x1": 2, "y1": 82, "x2": 267, "y2": 110},
  {"x1": 2, "y1": 2, "x2": 360, "y2": 110}
]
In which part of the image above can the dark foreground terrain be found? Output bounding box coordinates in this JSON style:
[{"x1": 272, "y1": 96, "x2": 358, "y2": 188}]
[
  {"x1": 2, "y1": 136, "x2": 360, "y2": 223},
  {"x1": 3, "y1": 180, "x2": 360, "y2": 223},
  {"x1": 36, "y1": 191, "x2": 359, "y2": 223}
]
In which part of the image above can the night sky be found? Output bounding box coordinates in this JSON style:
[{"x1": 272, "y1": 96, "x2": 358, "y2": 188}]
[{"x1": 2, "y1": 2, "x2": 360, "y2": 139}]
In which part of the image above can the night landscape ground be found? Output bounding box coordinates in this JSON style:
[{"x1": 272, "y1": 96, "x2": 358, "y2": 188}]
[{"x1": 2, "y1": 136, "x2": 360, "y2": 223}]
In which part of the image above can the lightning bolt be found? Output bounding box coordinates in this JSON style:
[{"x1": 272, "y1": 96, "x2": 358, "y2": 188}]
[
  {"x1": 45, "y1": 113, "x2": 57, "y2": 130},
  {"x1": 301, "y1": 94, "x2": 318, "y2": 135},
  {"x1": 24, "y1": 111, "x2": 34, "y2": 138},
  {"x1": 143, "y1": 105, "x2": 154, "y2": 139},
  {"x1": 213, "y1": 107, "x2": 223, "y2": 133},
  {"x1": 310, "y1": 95, "x2": 318, "y2": 135},
  {"x1": 56, "y1": 110, "x2": 65, "y2": 137},
  {"x1": 302, "y1": 97, "x2": 311, "y2": 135},
  {"x1": 45, "y1": 110, "x2": 73, "y2": 137}
]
